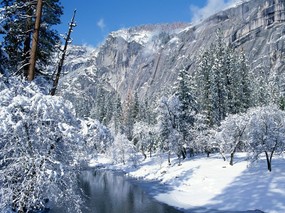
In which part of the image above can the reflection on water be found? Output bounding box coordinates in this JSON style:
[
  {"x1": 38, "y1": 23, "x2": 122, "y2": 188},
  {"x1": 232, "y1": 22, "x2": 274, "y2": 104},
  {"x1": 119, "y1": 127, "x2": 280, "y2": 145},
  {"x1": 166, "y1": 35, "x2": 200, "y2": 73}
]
[{"x1": 51, "y1": 170, "x2": 182, "y2": 213}]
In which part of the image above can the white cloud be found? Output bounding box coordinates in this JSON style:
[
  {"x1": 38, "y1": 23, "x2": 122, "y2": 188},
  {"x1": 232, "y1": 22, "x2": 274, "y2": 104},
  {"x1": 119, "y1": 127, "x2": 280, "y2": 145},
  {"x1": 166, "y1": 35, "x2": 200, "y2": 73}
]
[
  {"x1": 190, "y1": 0, "x2": 245, "y2": 23},
  {"x1": 97, "y1": 18, "x2": 106, "y2": 31}
]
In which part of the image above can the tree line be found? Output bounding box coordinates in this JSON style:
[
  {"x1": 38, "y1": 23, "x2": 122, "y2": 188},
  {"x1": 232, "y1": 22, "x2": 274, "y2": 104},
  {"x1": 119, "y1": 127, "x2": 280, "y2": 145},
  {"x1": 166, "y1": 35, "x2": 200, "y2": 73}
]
[{"x1": 98, "y1": 31, "x2": 285, "y2": 172}]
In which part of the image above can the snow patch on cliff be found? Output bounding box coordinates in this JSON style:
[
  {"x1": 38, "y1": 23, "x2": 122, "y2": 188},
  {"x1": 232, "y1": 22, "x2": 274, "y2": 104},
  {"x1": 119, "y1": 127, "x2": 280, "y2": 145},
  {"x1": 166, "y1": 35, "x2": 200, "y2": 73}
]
[{"x1": 111, "y1": 29, "x2": 154, "y2": 45}]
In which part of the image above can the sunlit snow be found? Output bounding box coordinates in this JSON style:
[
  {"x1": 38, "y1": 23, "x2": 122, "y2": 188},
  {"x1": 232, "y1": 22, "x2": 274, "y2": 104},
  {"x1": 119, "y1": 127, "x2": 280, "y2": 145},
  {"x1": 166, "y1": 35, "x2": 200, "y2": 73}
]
[{"x1": 91, "y1": 153, "x2": 285, "y2": 213}]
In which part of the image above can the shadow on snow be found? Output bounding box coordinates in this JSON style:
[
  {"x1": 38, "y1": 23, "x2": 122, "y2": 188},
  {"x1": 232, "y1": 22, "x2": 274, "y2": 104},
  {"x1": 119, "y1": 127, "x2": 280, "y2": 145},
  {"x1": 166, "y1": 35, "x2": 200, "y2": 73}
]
[{"x1": 205, "y1": 158, "x2": 285, "y2": 213}]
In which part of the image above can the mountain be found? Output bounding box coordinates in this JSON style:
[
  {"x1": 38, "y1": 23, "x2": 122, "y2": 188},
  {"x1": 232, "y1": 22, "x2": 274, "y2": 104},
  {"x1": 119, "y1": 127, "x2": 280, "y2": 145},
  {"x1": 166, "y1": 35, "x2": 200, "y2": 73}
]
[{"x1": 58, "y1": 0, "x2": 285, "y2": 120}]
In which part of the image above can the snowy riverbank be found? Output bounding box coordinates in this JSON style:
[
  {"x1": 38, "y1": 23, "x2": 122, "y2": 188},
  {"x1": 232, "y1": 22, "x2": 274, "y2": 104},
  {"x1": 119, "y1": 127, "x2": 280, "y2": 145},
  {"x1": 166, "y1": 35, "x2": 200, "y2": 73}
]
[{"x1": 90, "y1": 153, "x2": 285, "y2": 213}]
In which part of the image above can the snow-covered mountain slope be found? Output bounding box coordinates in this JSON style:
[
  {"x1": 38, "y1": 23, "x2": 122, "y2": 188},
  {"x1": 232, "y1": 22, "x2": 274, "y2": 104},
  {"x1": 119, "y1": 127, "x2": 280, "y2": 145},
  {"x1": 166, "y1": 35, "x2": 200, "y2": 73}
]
[{"x1": 58, "y1": 0, "x2": 285, "y2": 119}]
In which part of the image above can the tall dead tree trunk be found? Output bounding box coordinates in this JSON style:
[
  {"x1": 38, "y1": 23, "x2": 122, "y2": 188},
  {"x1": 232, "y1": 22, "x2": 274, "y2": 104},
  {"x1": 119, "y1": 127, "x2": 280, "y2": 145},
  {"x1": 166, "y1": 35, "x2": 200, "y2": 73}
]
[
  {"x1": 28, "y1": 0, "x2": 43, "y2": 81},
  {"x1": 50, "y1": 10, "x2": 76, "y2": 96}
]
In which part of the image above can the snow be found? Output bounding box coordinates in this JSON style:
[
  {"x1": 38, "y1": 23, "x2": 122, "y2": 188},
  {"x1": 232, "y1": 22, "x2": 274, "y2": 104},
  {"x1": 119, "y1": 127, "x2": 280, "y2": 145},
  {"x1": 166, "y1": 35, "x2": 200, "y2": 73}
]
[
  {"x1": 169, "y1": 37, "x2": 180, "y2": 44},
  {"x1": 227, "y1": 0, "x2": 251, "y2": 9},
  {"x1": 91, "y1": 153, "x2": 285, "y2": 213},
  {"x1": 111, "y1": 29, "x2": 153, "y2": 45}
]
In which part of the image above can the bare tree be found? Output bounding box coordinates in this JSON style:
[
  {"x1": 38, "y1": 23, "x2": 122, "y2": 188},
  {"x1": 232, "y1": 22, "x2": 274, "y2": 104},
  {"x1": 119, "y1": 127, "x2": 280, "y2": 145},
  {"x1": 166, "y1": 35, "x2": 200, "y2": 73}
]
[{"x1": 50, "y1": 10, "x2": 76, "y2": 96}]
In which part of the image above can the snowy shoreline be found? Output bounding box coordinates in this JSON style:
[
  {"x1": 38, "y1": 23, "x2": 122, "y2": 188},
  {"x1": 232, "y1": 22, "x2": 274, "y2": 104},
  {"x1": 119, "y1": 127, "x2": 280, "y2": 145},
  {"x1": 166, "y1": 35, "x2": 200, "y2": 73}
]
[{"x1": 90, "y1": 153, "x2": 285, "y2": 213}]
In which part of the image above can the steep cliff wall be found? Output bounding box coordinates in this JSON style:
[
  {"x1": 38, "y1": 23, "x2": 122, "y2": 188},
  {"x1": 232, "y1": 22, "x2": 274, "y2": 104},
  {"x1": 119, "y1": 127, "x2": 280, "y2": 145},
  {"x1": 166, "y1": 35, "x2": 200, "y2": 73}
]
[{"x1": 58, "y1": 0, "x2": 285, "y2": 119}]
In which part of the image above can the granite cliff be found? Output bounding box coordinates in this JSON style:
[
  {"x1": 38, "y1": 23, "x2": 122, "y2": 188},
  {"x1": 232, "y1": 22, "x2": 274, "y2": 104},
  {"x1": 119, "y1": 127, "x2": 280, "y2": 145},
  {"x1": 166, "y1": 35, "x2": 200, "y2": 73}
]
[{"x1": 58, "y1": 0, "x2": 285, "y2": 120}]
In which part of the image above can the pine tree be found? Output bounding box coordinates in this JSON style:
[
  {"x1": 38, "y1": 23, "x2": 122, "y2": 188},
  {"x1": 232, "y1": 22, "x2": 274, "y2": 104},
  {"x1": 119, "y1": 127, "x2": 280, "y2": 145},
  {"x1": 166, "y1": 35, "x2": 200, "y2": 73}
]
[
  {"x1": 175, "y1": 67, "x2": 196, "y2": 157},
  {"x1": 1, "y1": 0, "x2": 63, "y2": 76},
  {"x1": 122, "y1": 92, "x2": 135, "y2": 141},
  {"x1": 114, "y1": 95, "x2": 123, "y2": 135},
  {"x1": 237, "y1": 50, "x2": 251, "y2": 111},
  {"x1": 195, "y1": 31, "x2": 251, "y2": 126},
  {"x1": 139, "y1": 98, "x2": 156, "y2": 125},
  {"x1": 252, "y1": 68, "x2": 270, "y2": 106},
  {"x1": 196, "y1": 48, "x2": 213, "y2": 125},
  {"x1": 209, "y1": 32, "x2": 229, "y2": 124},
  {"x1": 133, "y1": 91, "x2": 140, "y2": 120}
]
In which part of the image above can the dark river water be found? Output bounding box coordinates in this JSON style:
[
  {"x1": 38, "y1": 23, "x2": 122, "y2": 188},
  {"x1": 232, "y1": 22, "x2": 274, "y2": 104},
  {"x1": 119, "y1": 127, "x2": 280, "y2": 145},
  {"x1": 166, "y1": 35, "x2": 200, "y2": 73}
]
[{"x1": 50, "y1": 169, "x2": 182, "y2": 213}]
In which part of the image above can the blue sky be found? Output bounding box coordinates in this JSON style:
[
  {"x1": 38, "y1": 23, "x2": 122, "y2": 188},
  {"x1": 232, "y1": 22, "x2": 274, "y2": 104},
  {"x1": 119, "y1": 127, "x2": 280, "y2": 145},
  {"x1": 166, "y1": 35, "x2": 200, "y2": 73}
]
[{"x1": 57, "y1": 0, "x2": 241, "y2": 46}]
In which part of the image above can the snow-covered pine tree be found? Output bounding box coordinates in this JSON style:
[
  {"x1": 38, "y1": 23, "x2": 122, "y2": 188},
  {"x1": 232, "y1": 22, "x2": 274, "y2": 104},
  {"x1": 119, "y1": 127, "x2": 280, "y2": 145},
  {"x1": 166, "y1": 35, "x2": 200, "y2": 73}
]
[
  {"x1": 133, "y1": 91, "x2": 140, "y2": 121},
  {"x1": 174, "y1": 67, "x2": 197, "y2": 158},
  {"x1": 251, "y1": 68, "x2": 271, "y2": 106},
  {"x1": 209, "y1": 31, "x2": 231, "y2": 125},
  {"x1": 114, "y1": 94, "x2": 123, "y2": 135},
  {"x1": 195, "y1": 31, "x2": 251, "y2": 126},
  {"x1": 195, "y1": 47, "x2": 213, "y2": 125},
  {"x1": 1, "y1": 0, "x2": 63, "y2": 76},
  {"x1": 94, "y1": 87, "x2": 114, "y2": 125},
  {"x1": 139, "y1": 98, "x2": 156, "y2": 125},
  {"x1": 122, "y1": 91, "x2": 136, "y2": 141},
  {"x1": 237, "y1": 50, "x2": 251, "y2": 112},
  {"x1": 225, "y1": 47, "x2": 251, "y2": 114}
]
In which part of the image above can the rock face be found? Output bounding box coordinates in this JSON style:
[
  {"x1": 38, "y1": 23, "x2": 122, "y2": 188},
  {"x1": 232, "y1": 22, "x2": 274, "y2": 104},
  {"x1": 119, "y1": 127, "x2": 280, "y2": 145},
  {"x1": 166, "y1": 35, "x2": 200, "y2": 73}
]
[{"x1": 59, "y1": 0, "x2": 285, "y2": 119}]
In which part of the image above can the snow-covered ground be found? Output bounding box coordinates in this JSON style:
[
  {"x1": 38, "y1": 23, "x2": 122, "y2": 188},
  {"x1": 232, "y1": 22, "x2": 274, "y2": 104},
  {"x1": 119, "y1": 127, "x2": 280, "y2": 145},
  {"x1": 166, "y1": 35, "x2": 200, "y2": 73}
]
[{"x1": 90, "y1": 153, "x2": 285, "y2": 213}]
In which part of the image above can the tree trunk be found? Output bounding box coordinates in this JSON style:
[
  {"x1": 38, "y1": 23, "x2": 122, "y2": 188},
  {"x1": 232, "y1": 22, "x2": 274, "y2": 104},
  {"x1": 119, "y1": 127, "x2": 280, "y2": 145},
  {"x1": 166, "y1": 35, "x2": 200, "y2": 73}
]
[
  {"x1": 265, "y1": 140, "x2": 278, "y2": 172},
  {"x1": 141, "y1": 145, "x2": 147, "y2": 160},
  {"x1": 206, "y1": 151, "x2": 210, "y2": 157},
  {"x1": 230, "y1": 152, "x2": 234, "y2": 166},
  {"x1": 28, "y1": 0, "x2": 43, "y2": 81},
  {"x1": 265, "y1": 151, "x2": 272, "y2": 172},
  {"x1": 122, "y1": 150, "x2": 125, "y2": 165},
  {"x1": 181, "y1": 147, "x2": 186, "y2": 159},
  {"x1": 219, "y1": 151, "x2": 226, "y2": 161},
  {"x1": 230, "y1": 145, "x2": 237, "y2": 166},
  {"x1": 168, "y1": 150, "x2": 171, "y2": 165},
  {"x1": 189, "y1": 148, "x2": 194, "y2": 158}
]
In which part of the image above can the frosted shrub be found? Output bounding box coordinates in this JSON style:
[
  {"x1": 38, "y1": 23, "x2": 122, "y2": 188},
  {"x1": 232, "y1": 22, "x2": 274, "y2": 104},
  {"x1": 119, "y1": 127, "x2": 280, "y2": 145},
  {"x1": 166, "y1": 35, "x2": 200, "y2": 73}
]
[
  {"x1": 0, "y1": 80, "x2": 85, "y2": 212},
  {"x1": 108, "y1": 133, "x2": 137, "y2": 165},
  {"x1": 247, "y1": 105, "x2": 285, "y2": 171},
  {"x1": 81, "y1": 118, "x2": 113, "y2": 159}
]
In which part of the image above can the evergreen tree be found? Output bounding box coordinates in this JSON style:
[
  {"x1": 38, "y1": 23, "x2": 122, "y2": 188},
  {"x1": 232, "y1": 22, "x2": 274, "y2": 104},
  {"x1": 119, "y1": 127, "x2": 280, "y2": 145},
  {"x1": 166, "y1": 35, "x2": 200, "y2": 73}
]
[
  {"x1": 0, "y1": 43, "x2": 7, "y2": 74},
  {"x1": 139, "y1": 98, "x2": 156, "y2": 125},
  {"x1": 122, "y1": 92, "x2": 135, "y2": 141},
  {"x1": 195, "y1": 31, "x2": 251, "y2": 126},
  {"x1": 196, "y1": 48, "x2": 213, "y2": 119},
  {"x1": 238, "y1": 50, "x2": 251, "y2": 111},
  {"x1": 114, "y1": 95, "x2": 123, "y2": 135},
  {"x1": 95, "y1": 88, "x2": 114, "y2": 125},
  {"x1": 1, "y1": 0, "x2": 63, "y2": 76},
  {"x1": 175, "y1": 67, "x2": 196, "y2": 157},
  {"x1": 133, "y1": 91, "x2": 140, "y2": 120},
  {"x1": 251, "y1": 68, "x2": 270, "y2": 106},
  {"x1": 227, "y1": 49, "x2": 251, "y2": 113}
]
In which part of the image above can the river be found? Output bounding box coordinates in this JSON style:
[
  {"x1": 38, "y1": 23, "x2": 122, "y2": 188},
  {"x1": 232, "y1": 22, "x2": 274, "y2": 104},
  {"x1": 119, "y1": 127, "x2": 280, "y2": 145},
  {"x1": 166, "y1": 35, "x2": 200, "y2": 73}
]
[{"x1": 50, "y1": 169, "x2": 183, "y2": 213}]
